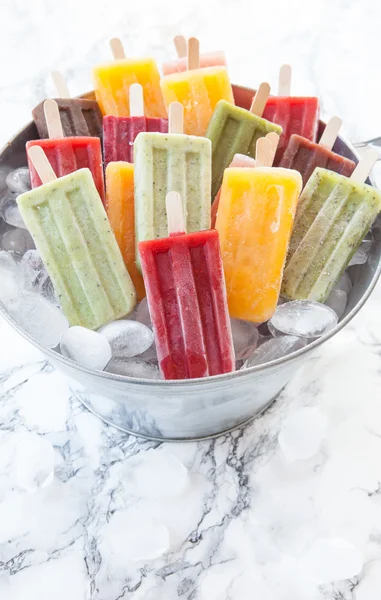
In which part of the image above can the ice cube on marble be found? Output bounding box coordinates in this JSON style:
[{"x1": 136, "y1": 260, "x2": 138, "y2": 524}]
[
  {"x1": 0, "y1": 192, "x2": 27, "y2": 229},
  {"x1": 301, "y1": 537, "x2": 363, "y2": 584},
  {"x1": 11, "y1": 431, "x2": 54, "y2": 493},
  {"x1": 133, "y1": 297, "x2": 152, "y2": 328},
  {"x1": 1, "y1": 228, "x2": 34, "y2": 254},
  {"x1": 230, "y1": 318, "x2": 259, "y2": 360},
  {"x1": 8, "y1": 291, "x2": 68, "y2": 348},
  {"x1": 325, "y1": 288, "x2": 347, "y2": 319},
  {"x1": 0, "y1": 250, "x2": 20, "y2": 306},
  {"x1": 60, "y1": 326, "x2": 112, "y2": 370},
  {"x1": 242, "y1": 335, "x2": 307, "y2": 368},
  {"x1": 269, "y1": 300, "x2": 338, "y2": 338},
  {"x1": 6, "y1": 166, "x2": 31, "y2": 194},
  {"x1": 335, "y1": 271, "x2": 352, "y2": 294},
  {"x1": 106, "y1": 357, "x2": 161, "y2": 379},
  {"x1": 278, "y1": 407, "x2": 328, "y2": 462},
  {"x1": 99, "y1": 319, "x2": 154, "y2": 358},
  {"x1": 349, "y1": 239, "x2": 372, "y2": 266},
  {"x1": 129, "y1": 449, "x2": 189, "y2": 499}
]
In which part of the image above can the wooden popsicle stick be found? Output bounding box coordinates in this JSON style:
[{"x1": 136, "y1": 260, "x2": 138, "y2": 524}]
[
  {"x1": 129, "y1": 83, "x2": 144, "y2": 117},
  {"x1": 250, "y1": 82, "x2": 271, "y2": 117},
  {"x1": 187, "y1": 37, "x2": 200, "y2": 70},
  {"x1": 174, "y1": 35, "x2": 187, "y2": 58},
  {"x1": 44, "y1": 99, "x2": 64, "y2": 139},
  {"x1": 265, "y1": 132, "x2": 280, "y2": 165},
  {"x1": 51, "y1": 70, "x2": 70, "y2": 98},
  {"x1": 278, "y1": 64, "x2": 292, "y2": 96},
  {"x1": 28, "y1": 146, "x2": 57, "y2": 183},
  {"x1": 110, "y1": 37, "x2": 126, "y2": 60},
  {"x1": 350, "y1": 149, "x2": 378, "y2": 183},
  {"x1": 256, "y1": 136, "x2": 274, "y2": 168},
  {"x1": 166, "y1": 191, "x2": 186, "y2": 235},
  {"x1": 169, "y1": 102, "x2": 184, "y2": 134},
  {"x1": 318, "y1": 116, "x2": 342, "y2": 151}
]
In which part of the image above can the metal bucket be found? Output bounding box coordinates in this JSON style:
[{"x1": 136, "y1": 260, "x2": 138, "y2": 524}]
[{"x1": 0, "y1": 84, "x2": 380, "y2": 441}]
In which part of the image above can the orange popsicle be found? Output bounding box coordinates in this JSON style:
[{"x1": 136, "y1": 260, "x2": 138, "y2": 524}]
[
  {"x1": 216, "y1": 167, "x2": 302, "y2": 322},
  {"x1": 106, "y1": 162, "x2": 145, "y2": 300}
]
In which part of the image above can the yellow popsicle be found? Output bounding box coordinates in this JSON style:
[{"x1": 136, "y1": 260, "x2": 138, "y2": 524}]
[
  {"x1": 106, "y1": 162, "x2": 145, "y2": 300},
  {"x1": 160, "y1": 66, "x2": 234, "y2": 136},
  {"x1": 216, "y1": 167, "x2": 302, "y2": 323},
  {"x1": 93, "y1": 58, "x2": 167, "y2": 118}
]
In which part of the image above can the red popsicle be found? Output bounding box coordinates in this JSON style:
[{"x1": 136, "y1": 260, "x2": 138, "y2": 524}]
[
  {"x1": 103, "y1": 84, "x2": 168, "y2": 165},
  {"x1": 26, "y1": 99, "x2": 105, "y2": 203},
  {"x1": 139, "y1": 191, "x2": 235, "y2": 380}
]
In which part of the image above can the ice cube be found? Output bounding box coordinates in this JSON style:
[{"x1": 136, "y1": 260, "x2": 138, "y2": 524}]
[
  {"x1": 98, "y1": 319, "x2": 154, "y2": 358},
  {"x1": 349, "y1": 240, "x2": 372, "y2": 266},
  {"x1": 230, "y1": 318, "x2": 259, "y2": 360},
  {"x1": 0, "y1": 251, "x2": 21, "y2": 306},
  {"x1": 6, "y1": 167, "x2": 31, "y2": 194},
  {"x1": 1, "y1": 228, "x2": 34, "y2": 254},
  {"x1": 242, "y1": 335, "x2": 307, "y2": 368},
  {"x1": 335, "y1": 272, "x2": 352, "y2": 294},
  {"x1": 8, "y1": 291, "x2": 69, "y2": 348},
  {"x1": 269, "y1": 300, "x2": 338, "y2": 338},
  {"x1": 302, "y1": 537, "x2": 363, "y2": 584},
  {"x1": 325, "y1": 289, "x2": 347, "y2": 319},
  {"x1": 106, "y1": 357, "x2": 161, "y2": 379},
  {"x1": 20, "y1": 250, "x2": 57, "y2": 303},
  {"x1": 134, "y1": 297, "x2": 152, "y2": 328},
  {"x1": 60, "y1": 326, "x2": 112, "y2": 370},
  {"x1": 0, "y1": 192, "x2": 27, "y2": 229},
  {"x1": 278, "y1": 407, "x2": 328, "y2": 462},
  {"x1": 11, "y1": 431, "x2": 54, "y2": 493},
  {"x1": 129, "y1": 449, "x2": 189, "y2": 499}
]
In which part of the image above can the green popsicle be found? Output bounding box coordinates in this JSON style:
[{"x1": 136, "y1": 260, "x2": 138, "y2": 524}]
[
  {"x1": 282, "y1": 167, "x2": 381, "y2": 303},
  {"x1": 206, "y1": 99, "x2": 282, "y2": 198},
  {"x1": 17, "y1": 168, "x2": 136, "y2": 329}
]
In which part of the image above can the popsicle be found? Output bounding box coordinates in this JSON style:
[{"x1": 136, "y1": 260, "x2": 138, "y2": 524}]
[
  {"x1": 92, "y1": 38, "x2": 166, "y2": 118},
  {"x1": 279, "y1": 116, "x2": 355, "y2": 186},
  {"x1": 206, "y1": 83, "x2": 282, "y2": 198},
  {"x1": 216, "y1": 136, "x2": 302, "y2": 322},
  {"x1": 27, "y1": 99, "x2": 105, "y2": 203},
  {"x1": 161, "y1": 37, "x2": 234, "y2": 136},
  {"x1": 162, "y1": 35, "x2": 227, "y2": 76},
  {"x1": 103, "y1": 84, "x2": 168, "y2": 166},
  {"x1": 139, "y1": 191, "x2": 235, "y2": 379},
  {"x1": 18, "y1": 147, "x2": 136, "y2": 330},
  {"x1": 32, "y1": 71, "x2": 103, "y2": 139},
  {"x1": 134, "y1": 102, "x2": 211, "y2": 269},
  {"x1": 282, "y1": 151, "x2": 381, "y2": 303},
  {"x1": 106, "y1": 161, "x2": 145, "y2": 300},
  {"x1": 260, "y1": 65, "x2": 319, "y2": 164}
]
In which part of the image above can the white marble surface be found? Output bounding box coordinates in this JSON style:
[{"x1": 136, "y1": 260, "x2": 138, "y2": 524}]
[{"x1": 1, "y1": 0, "x2": 381, "y2": 598}]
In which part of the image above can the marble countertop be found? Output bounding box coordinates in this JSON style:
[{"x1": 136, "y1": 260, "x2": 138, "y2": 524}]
[{"x1": 1, "y1": 0, "x2": 381, "y2": 598}]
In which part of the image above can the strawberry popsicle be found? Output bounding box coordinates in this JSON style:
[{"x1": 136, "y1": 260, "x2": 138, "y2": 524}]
[
  {"x1": 103, "y1": 84, "x2": 168, "y2": 166},
  {"x1": 106, "y1": 161, "x2": 145, "y2": 300},
  {"x1": 93, "y1": 38, "x2": 166, "y2": 118},
  {"x1": 163, "y1": 35, "x2": 227, "y2": 75},
  {"x1": 139, "y1": 191, "x2": 235, "y2": 380},
  {"x1": 27, "y1": 99, "x2": 105, "y2": 203}
]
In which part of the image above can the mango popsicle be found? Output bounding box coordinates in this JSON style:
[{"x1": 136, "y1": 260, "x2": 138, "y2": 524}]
[
  {"x1": 93, "y1": 38, "x2": 166, "y2": 118},
  {"x1": 206, "y1": 84, "x2": 282, "y2": 198},
  {"x1": 18, "y1": 148, "x2": 136, "y2": 330},
  {"x1": 106, "y1": 161, "x2": 145, "y2": 300},
  {"x1": 161, "y1": 38, "x2": 234, "y2": 136},
  {"x1": 134, "y1": 102, "x2": 211, "y2": 269},
  {"x1": 282, "y1": 158, "x2": 381, "y2": 303},
  {"x1": 216, "y1": 165, "x2": 302, "y2": 322}
]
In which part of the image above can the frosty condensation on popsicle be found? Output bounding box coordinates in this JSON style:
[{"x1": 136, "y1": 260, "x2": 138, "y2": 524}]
[
  {"x1": 103, "y1": 84, "x2": 168, "y2": 166},
  {"x1": 161, "y1": 37, "x2": 234, "y2": 136},
  {"x1": 134, "y1": 102, "x2": 211, "y2": 268},
  {"x1": 279, "y1": 116, "x2": 355, "y2": 186},
  {"x1": 282, "y1": 151, "x2": 381, "y2": 303},
  {"x1": 206, "y1": 83, "x2": 282, "y2": 198},
  {"x1": 106, "y1": 161, "x2": 145, "y2": 300},
  {"x1": 18, "y1": 147, "x2": 136, "y2": 330},
  {"x1": 32, "y1": 71, "x2": 103, "y2": 139},
  {"x1": 139, "y1": 191, "x2": 235, "y2": 380},
  {"x1": 216, "y1": 136, "x2": 303, "y2": 322},
  {"x1": 27, "y1": 99, "x2": 105, "y2": 202},
  {"x1": 162, "y1": 35, "x2": 227, "y2": 76},
  {"x1": 93, "y1": 38, "x2": 166, "y2": 118},
  {"x1": 260, "y1": 64, "x2": 319, "y2": 164}
]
